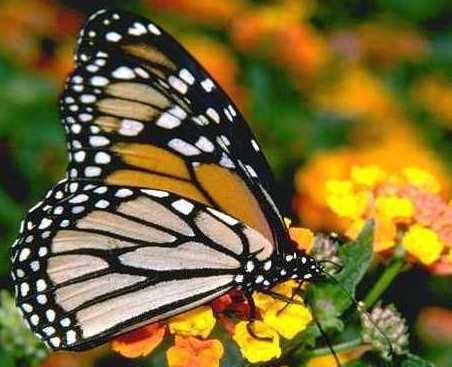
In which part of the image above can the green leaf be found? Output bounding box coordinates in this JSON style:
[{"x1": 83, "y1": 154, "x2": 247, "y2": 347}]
[
  {"x1": 306, "y1": 221, "x2": 374, "y2": 331},
  {"x1": 0, "y1": 291, "x2": 47, "y2": 366},
  {"x1": 344, "y1": 360, "x2": 372, "y2": 367},
  {"x1": 399, "y1": 353, "x2": 437, "y2": 367}
]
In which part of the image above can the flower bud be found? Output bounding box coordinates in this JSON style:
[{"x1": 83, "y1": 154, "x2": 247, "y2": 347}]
[
  {"x1": 361, "y1": 304, "x2": 409, "y2": 359},
  {"x1": 311, "y1": 233, "x2": 343, "y2": 273}
]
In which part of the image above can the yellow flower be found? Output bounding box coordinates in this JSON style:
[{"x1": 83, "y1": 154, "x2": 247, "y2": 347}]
[
  {"x1": 253, "y1": 280, "x2": 298, "y2": 311},
  {"x1": 403, "y1": 167, "x2": 441, "y2": 193},
  {"x1": 326, "y1": 179, "x2": 354, "y2": 195},
  {"x1": 402, "y1": 225, "x2": 444, "y2": 265},
  {"x1": 326, "y1": 190, "x2": 369, "y2": 219},
  {"x1": 167, "y1": 336, "x2": 224, "y2": 367},
  {"x1": 253, "y1": 281, "x2": 311, "y2": 339},
  {"x1": 233, "y1": 321, "x2": 281, "y2": 363},
  {"x1": 351, "y1": 165, "x2": 387, "y2": 188},
  {"x1": 375, "y1": 196, "x2": 414, "y2": 221},
  {"x1": 261, "y1": 297, "x2": 312, "y2": 339},
  {"x1": 168, "y1": 306, "x2": 216, "y2": 339},
  {"x1": 347, "y1": 218, "x2": 396, "y2": 252}
]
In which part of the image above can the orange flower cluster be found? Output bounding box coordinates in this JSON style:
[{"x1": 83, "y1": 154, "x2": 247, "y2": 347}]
[
  {"x1": 230, "y1": 0, "x2": 327, "y2": 82},
  {"x1": 111, "y1": 228, "x2": 315, "y2": 365},
  {"x1": 412, "y1": 75, "x2": 452, "y2": 128},
  {"x1": 324, "y1": 165, "x2": 452, "y2": 273},
  {"x1": 295, "y1": 121, "x2": 449, "y2": 232},
  {"x1": 329, "y1": 21, "x2": 428, "y2": 68},
  {"x1": 147, "y1": 0, "x2": 245, "y2": 26}
]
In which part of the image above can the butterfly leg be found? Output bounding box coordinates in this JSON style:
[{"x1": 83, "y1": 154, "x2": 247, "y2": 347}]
[{"x1": 244, "y1": 292, "x2": 273, "y2": 342}]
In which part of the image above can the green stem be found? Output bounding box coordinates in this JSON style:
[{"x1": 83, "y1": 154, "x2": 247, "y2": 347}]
[
  {"x1": 363, "y1": 255, "x2": 405, "y2": 309},
  {"x1": 305, "y1": 337, "x2": 363, "y2": 358}
]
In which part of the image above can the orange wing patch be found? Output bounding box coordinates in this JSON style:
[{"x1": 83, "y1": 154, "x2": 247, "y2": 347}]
[
  {"x1": 107, "y1": 170, "x2": 208, "y2": 205},
  {"x1": 112, "y1": 144, "x2": 191, "y2": 179},
  {"x1": 195, "y1": 164, "x2": 273, "y2": 242}
]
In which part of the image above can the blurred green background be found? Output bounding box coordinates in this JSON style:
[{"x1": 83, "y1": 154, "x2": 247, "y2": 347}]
[{"x1": 0, "y1": 0, "x2": 451, "y2": 366}]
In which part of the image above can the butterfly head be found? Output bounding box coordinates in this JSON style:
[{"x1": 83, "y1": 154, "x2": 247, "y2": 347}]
[{"x1": 288, "y1": 249, "x2": 324, "y2": 282}]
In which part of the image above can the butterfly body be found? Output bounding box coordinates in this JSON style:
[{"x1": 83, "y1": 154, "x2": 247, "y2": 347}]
[{"x1": 11, "y1": 8, "x2": 323, "y2": 352}]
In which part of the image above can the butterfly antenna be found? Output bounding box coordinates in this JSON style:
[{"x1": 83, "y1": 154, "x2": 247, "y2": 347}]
[
  {"x1": 322, "y1": 271, "x2": 394, "y2": 358},
  {"x1": 311, "y1": 310, "x2": 342, "y2": 367}
]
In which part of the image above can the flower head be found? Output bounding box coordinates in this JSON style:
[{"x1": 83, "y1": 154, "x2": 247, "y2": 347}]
[
  {"x1": 168, "y1": 306, "x2": 216, "y2": 339},
  {"x1": 361, "y1": 304, "x2": 409, "y2": 359},
  {"x1": 233, "y1": 321, "x2": 281, "y2": 363},
  {"x1": 320, "y1": 165, "x2": 451, "y2": 269},
  {"x1": 402, "y1": 225, "x2": 444, "y2": 265},
  {"x1": 112, "y1": 323, "x2": 167, "y2": 358},
  {"x1": 167, "y1": 336, "x2": 224, "y2": 367}
]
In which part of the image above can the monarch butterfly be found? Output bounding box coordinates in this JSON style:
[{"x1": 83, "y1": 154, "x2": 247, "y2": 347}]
[{"x1": 10, "y1": 8, "x2": 324, "y2": 352}]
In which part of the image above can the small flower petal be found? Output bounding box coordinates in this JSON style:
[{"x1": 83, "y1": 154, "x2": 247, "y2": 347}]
[
  {"x1": 289, "y1": 227, "x2": 315, "y2": 252},
  {"x1": 167, "y1": 336, "x2": 223, "y2": 367},
  {"x1": 112, "y1": 323, "x2": 166, "y2": 358},
  {"x1": 402, "y1": 224, "x2": 444, "y2": 265},
  {"x1": 403, "y1": 167, "x2": 440, "y2": 193},
  {"x1": 233, "y1": 321, "x2": 281, "y2": 363},
  {"x1": 326, "y1": 190, "x2": 370, "y2": 219},
  {"x1": 351, "y1": 165, "x2": 387, "y2": 188},
  {"x1": 261, "y1": 297, "x2": 312, "y2": 339},
  {"x1": 168, "y1": 306, "x2": 216, "y2": 339},
  {"x1": 375, "y1": 196, "x2": 414, "y2": 222}
]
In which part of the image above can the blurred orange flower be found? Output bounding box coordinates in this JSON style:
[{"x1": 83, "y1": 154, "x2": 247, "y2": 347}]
[
  {"x1": 0, "y1": 0, "x2": 81, "y2": 83},
  {"x1": 147, "y1": 0, "x2": 245, "y2": 25},
  {"x1": 412, "y1": 75, "x2": 452, "y2": 128},
  {"x1": 166, "y1": 336, "x2": 224, "y2": 367},
  {"x1": 314, "y1": 66, "x2": 398, "y2": 119},
  {"x1": 230, "y1": 0, "x2": 325, "y2": 81}
]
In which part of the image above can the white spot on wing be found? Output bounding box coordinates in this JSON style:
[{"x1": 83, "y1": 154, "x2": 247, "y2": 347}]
[
  {"x1": 168, "y1": 138, "x2": 200, "y2": 156},
  {"x1": 206, "y1": 108, "x2": 220, "y2": 123},
  {"x1": 168, "y1": 76, "x2": 188, "y2": 94},
  {"x1": 195, "y1": 136, "x2": 214, "y2": 152},
  {"x1": 201, "y1": 78, "x2": 215, "y2": 92},
  {"x1": 148, "y1": 23, "x2": 161, "y2": 35},
  {"x1": 179, "y1": 69, "x2": 195, "y2": 85},
  {"x1": 90, "y1": 76, "x2": 109, "y2": 86},
  {"x1": 128, "y1": 22, "x2": 147, "y2": 36},
  {"x1": 155, "y1": 112, "x2": 181, "y2": 129},
  {"x1": 112, "y1": 66, "x2": 135, "y2": 80},
  {"x1": 106, "y1": 32, "x2": 122, "y2": 42},
  {"x1": 119, "y1": 119, "x2": 144, "y2": 136}
]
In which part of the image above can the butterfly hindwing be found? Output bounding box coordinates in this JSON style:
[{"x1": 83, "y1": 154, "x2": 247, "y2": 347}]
[
  {"x1": 11, "y1": 180, "x2": 274, "y2": 351},
  {"x1": 60, "y1": 9, "x2": 286, "y2": 245}
]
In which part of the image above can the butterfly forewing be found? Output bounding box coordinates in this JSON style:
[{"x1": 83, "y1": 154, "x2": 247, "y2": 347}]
[
  {"x1": 11, "y1": 180, "x2": 274, "y2": 350},
  {"x1": 61, "y1": 9, "x2": 286, "y2": 245}
]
